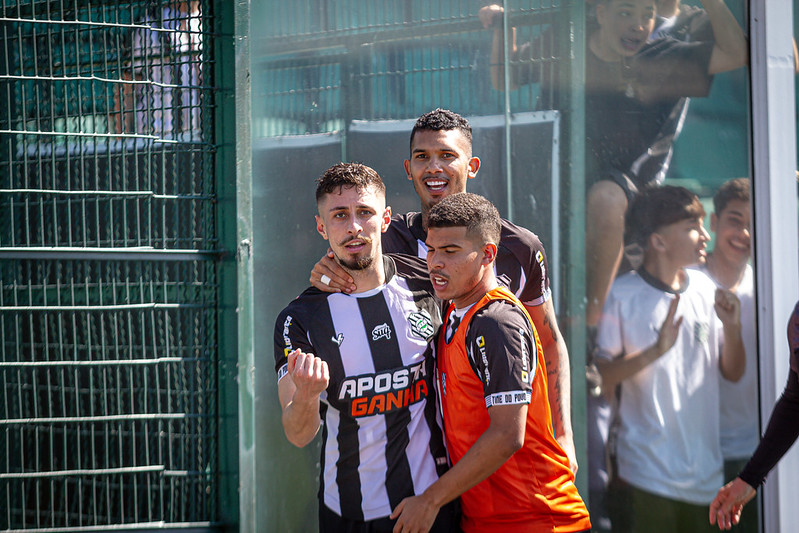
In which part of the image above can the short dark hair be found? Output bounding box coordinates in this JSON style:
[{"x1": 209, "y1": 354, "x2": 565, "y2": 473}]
[
  {"x1": 713, "y1": 178, "x2": 750, "y2": 215},
  {"x1": 410, "y1": 108, "x2": 472, "y2": 152},
  {"x1": 427, "y1": 192, "x2": 501, "y2": 245},
  {"x1": 626, "y1": 185, "x2": 706, "y2": 247},
  {"x1": 315, "y1": 162, "x2": 386, "y2": 203}
]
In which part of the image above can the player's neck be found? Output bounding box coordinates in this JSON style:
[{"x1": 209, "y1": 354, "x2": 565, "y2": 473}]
[
  {"x1": 453, "y1": 271, "x2": 498, "y2": 310},
  {"x1": 420, "y1": 206, "x2": 430, "y2": 231},
  {"x1": 705, "y1": 252, "x2": 747, "y2": 291},
  {"x1": 347, "y1": 256, "x2": 386, "y2": 294}
]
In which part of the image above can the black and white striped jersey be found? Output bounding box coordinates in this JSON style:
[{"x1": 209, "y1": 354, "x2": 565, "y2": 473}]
[
  {"x1": 382, "y1": 211, "x2": 551, "y2": 307},
  {"x1": 274, "y1": 254, "x2": 447, "y2": 522}
]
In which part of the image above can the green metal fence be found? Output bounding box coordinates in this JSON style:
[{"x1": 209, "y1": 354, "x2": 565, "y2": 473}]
[{"x1": 0, "y1": 1, "x2": 229, "y2": 530}]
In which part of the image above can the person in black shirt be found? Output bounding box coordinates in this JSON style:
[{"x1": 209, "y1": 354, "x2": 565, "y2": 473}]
[{"x1": 709, "y1": 300, "x2": 799, "y2": 530}]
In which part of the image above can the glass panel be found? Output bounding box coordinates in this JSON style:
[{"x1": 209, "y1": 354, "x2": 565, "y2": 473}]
[{"x1": 251, "y1": 1, "x2": 756, "y2": 531}]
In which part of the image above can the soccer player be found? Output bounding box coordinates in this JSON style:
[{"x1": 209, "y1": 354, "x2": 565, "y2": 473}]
[
  {"x1": 274, "y1": 163, "x2": 457, "y2": 532},
  {"x1": 391, "y1": 192, "x2": 590, "y2": 533}
]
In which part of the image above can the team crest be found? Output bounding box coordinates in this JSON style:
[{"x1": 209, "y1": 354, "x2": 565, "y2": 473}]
[
  {"x1": 372, "y1": 323, "x2": 392, "y2": 341},
  {"x1": 408, "y1": 310, "x2": 435, "y2": 340}
]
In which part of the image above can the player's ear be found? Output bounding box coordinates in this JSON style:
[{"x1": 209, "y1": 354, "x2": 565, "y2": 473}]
[
  {"x1": 316, "y1": 215, "x2": 328, "y2": 240},
  {"x1": 468, "y1": 156, "x2": 480, "y2": 179},
  {"x1": 381, "y1": 206, "x2": 392, "y2": 232},
  {"x1": 710, "y1": 212, "x2": 718, "y2": 233},
  {"x1": 483, "y1": 242, "x2": 498, "y2": 265},
  {"x1": 404, "y1": 159, "x2": 412, "y2": 180}
]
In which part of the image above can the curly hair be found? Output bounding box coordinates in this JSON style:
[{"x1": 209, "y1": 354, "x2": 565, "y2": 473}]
[
  {"x1": 315, "y1": 162, "x2": 385, "y2": 202},
  {"x1": 409, "y1": 108, "x2": 472, "y2": 152},
  {"x1": 428, "y1": 192, "x2": 501, "y2": 245}
]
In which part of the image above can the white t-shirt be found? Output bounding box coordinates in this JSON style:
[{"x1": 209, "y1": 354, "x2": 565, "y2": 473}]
[
  {"x1": 694, "y1": 263, "x2": 759, "y2": 460},
  {"x1": 597, "y1": 268, "x2": 724, "y2": 504}
]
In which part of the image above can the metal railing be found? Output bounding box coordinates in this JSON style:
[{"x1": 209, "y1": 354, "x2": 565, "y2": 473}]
[{"x1": 0, "y1": 1, "x2": 223, "y2": 530}]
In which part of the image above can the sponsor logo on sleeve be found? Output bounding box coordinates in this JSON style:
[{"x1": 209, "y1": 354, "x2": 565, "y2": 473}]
[
  {"x1": 282, "y1": 316, "x2": 293, "y2": 357},
  {"x1": 331, "y1": 333, "x2": 344, "y2": 346},
  {"x1": 518, "y1": 327, "x2": 531, "y2": 383},
  {"x1": 486, "y1": 390, "x2": 531, "y2": 408},
  {"x1": 476, "y1": 335, "x2": 490, "y2": 386},
  {"x1": 536, "y1": 250, "x2": 546, "y2": 292}
]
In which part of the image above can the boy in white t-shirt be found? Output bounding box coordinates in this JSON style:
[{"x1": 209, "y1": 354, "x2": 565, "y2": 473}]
[{"x1": 596, "y1": 185, "x2": 745, "y2": 533}]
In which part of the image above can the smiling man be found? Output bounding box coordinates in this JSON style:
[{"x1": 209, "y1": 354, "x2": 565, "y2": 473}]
[
  {"x1": 391, "y1": 192, "x2": 590, "y2": 533},
  {"x1": 274, "y1": 163, "x2": 457, "y2": 533},
  {"x1": 311, "y1": 109, "x2": 577, "y2": 472}
]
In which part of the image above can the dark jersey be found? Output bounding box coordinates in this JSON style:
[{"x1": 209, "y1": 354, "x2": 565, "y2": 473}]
[
  {"x1": 738, "y1": 301, "x2": 799, "y2": 487},
  {"x1": 383, "y1": 211, "x2": 551, "y2": 307},
  {"x1": 457, "y1": 299, "x2": 537, "y2": 404},
  {"x1": 274, "y1": 254, "x2": 447, "y2": 521}
]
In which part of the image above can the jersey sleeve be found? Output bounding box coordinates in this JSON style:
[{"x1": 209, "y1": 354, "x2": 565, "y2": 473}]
[
  {"x1": 789, "y1": 300, "x2": 799, "y2": 375},
  {"x1": 381, "y1": 213, "x2": 419, "y2": 256},
  {"x1": 465, "y1": 300, "x2": 536, "y2": 407},
  {"x1": 498, "y1": 219, "x2": 552, "y2": 308},
  {"x1": 274, "y1": 304, "x2": 315, "y2": 381}
]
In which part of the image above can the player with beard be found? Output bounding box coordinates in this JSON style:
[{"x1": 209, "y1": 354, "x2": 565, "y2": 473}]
[{"x1": 274, "y1": 163, "x2": 457, "y2": 533}]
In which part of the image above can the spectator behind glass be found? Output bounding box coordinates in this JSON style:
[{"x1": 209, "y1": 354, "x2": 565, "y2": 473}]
[
  {"x1": 478, "y1": 0, "x2": 747, "y2": 333},
  {"x1": 595, "y1": 185, "x2": 745, "y2": 532},
  {"x1": 692, "y1": 178, "x2": 758, "y2": 532}
]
